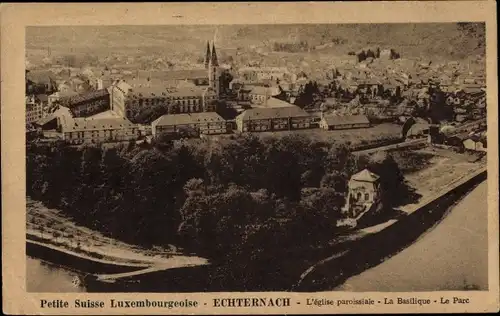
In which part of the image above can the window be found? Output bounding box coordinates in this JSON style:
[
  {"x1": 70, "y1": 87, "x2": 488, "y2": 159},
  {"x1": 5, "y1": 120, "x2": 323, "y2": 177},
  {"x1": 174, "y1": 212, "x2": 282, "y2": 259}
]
[
  {"x1": 364, "y1": 193, "x2": 370, "y2": 201},
  {"x1": 356, "y1": 192, "x2": 362, "y2": 200}
]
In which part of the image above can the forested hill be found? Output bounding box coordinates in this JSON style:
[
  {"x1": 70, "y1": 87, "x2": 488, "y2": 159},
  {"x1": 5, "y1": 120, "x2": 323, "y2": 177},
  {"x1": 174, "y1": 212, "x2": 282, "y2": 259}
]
[{"x1": 27, "y1": 23, "x2": 485, "y2": 60}]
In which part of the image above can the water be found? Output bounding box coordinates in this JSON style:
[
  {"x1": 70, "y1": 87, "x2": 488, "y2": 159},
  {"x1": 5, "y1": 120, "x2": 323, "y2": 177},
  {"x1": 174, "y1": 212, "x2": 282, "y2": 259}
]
[{"x1": 26, "y1": 257, "x2": 86, "y2": 292}]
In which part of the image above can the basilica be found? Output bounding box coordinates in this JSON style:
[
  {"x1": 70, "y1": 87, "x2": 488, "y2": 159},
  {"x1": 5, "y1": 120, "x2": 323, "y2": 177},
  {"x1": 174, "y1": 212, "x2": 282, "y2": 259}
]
[{"x1": 107, "y1": 41, "x2": 223, "y2": 119}]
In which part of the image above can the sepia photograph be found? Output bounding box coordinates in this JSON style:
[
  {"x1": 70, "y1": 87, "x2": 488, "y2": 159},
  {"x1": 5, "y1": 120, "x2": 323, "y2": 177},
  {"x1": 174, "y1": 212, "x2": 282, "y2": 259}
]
[{"x1": 24, "y1": 22, "x2": 489, "y2": 294}]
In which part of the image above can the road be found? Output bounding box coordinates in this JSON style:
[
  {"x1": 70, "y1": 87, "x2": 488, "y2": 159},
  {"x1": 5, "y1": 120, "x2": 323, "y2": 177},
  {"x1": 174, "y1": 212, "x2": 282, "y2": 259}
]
[
  {"x1": 336, "y1": 180, "x2": 488, "y2": 291},
  {"x1": 353, "y1": 138, "x2": 426, "y2": 155}
]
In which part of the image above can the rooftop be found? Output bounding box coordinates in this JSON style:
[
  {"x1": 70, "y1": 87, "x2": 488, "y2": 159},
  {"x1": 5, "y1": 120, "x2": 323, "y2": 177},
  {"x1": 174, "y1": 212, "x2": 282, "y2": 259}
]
[
  {"x1": 153, "y1": 112, "x2": 225, "y2": 126},
  {"x1": 128, "y1": 85, "x2": 208, "y2": 99},
  {"x1": 62, "y1": 117, "x2": 135, "y2": 132},
  {"x1": 62, "y1": 89, "x2": 110, "y2": 107},
  {"x1": 136, "y1": 69, "x2": 208, "y2": 81},
  {"x1": 351, "y1": 169, "x2": 380, "y2": 183},
  {"x1": 322, "y1": 114, "x2": 370, "y2": 126},
  {"x1": 249, "y1": 86, "x2": 281, "y2": 96},
  {"x1": 237, "y1": 105, "x2": 310, "y2": 121}
]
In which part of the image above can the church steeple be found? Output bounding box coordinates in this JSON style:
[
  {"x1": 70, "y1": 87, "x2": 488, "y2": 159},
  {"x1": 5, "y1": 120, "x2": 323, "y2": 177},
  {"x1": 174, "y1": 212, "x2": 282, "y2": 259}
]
[
  {"x1": 204, "y1": 41, "x2": 211, "y2": 69},
  {"x1": 211, "y1": 42, "x2": 219, "y2": 67}
]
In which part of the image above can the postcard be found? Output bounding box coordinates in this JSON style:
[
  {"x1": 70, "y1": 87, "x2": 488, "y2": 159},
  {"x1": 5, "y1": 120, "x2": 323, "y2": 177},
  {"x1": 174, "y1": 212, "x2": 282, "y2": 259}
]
[{"x1": 1, "y1": 1, "x2": 498, "y2": 314}]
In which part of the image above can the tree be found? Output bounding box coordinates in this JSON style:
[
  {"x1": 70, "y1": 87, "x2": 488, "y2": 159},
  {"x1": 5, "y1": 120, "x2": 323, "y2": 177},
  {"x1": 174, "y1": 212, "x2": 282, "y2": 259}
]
[
  {"x1": 364, "y1": 151, "x2": 413, "y2": 207},
  {"x1": 183, "y1": 178, "x2": 205, "y2": 197},
  {"x1": 153, "y1": 132, "x2": 176, "y2": 150},
  {"x1": 132, "y1": 103, "x2": 170, "y2": 124},
  {"x1": 366, "y1": 49, "x2": 375, "y2": 59},
  {"x1": 168, "y1": 103, "x2": 180, "y2": 114},
  {"x1": 390, "y1": 49, "x2": 401, "y2": 60},
  {"x1": 320, "y1": 171, "x2": 347, "y2": 193},
  {"x1": 357, "y1": 50, "x2": 367, "y2": 62},
  {"x1": 294, "y1": 81, "x2": 318, "y2": 108}
]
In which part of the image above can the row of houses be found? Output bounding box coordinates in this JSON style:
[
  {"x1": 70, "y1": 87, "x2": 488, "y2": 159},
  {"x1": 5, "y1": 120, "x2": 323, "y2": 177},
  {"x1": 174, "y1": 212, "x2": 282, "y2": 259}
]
[
  {"x1": 34, "y1": 101, "x2": 373, "y2": 145},
  {"x1": 152, "y1": 105, "x2": 371, "y2": 136}
]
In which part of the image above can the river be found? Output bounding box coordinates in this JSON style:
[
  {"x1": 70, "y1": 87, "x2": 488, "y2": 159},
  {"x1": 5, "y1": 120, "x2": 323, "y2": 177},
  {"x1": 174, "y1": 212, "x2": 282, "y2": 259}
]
[
  {"x1": 336, "y1": 180, "x2": 488, "y2": 291},
  {"x1": 26, "y1": 257, "x2": 87, "y2": 292}
]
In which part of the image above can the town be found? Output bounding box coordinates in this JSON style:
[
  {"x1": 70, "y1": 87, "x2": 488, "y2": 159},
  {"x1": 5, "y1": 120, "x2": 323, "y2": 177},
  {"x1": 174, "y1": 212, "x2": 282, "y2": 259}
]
[
  {"x1": 25, "y1": 23, "x2": 488, "y2": 293},
  {"x1": 26, "y1": 41, "x2": 486, "y2": 149}
]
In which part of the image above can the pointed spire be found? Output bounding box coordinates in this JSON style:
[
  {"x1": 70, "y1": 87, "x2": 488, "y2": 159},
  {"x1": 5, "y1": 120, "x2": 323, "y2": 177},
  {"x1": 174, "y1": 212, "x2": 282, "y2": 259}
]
[
  {"x1": 204, "y1": 41, "x2": 211, "y2": 69},
  {"x1": 211, "y1": 42, "x2": 219, "y2": 67}
]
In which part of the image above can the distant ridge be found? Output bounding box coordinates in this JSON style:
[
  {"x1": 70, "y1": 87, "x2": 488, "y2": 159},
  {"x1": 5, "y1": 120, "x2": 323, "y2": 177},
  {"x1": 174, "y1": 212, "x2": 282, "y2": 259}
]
[{"x1": 26, "y1": 23, "x2": 485, "y2": 60}]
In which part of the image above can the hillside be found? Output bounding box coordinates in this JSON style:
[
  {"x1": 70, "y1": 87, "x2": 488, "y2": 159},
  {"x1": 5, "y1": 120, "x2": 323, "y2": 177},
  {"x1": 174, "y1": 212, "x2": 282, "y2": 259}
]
[{"x1": 26, "y1": 23, "x2": 485, "y2": 62}]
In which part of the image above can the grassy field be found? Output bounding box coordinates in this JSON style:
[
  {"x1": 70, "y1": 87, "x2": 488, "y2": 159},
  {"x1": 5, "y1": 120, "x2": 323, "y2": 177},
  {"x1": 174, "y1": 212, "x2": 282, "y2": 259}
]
[
  {"x1": 401, "y1": 147, "x2": 486, "y2": 202},
  {"x1": 254, "y1": 123, "x2": 402, "y2": 146}
]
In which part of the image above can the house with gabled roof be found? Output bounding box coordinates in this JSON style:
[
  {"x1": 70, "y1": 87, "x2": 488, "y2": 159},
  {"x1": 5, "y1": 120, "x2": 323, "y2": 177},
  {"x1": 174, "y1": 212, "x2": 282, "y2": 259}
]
[
  {"x1": 340, "y1": 168, "x2": 382, "y2": 224},
  {"x1": 319, "y1": 114, "x2": 370, "y2": 131},
  {"x1": 235, "y1": 105, "x2": 312, "y2": 132},
  {"x1": 60, "y1": 117, "x2": 140, "y2": 145},
  {"x1": 152, "y1": 112, "x2": 227, "y2": 137}
]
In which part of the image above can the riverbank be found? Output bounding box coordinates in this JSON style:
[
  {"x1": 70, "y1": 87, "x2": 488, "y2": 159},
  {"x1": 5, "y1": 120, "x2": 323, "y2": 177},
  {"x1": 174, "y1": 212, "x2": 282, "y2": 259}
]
[{"x1": 26, "y1": 198, "x2": 209, "y2": 271}]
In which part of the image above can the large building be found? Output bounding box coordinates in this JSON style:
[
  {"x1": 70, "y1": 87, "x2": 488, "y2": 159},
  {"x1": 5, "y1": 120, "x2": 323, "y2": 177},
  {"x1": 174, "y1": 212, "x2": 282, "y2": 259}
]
[
  {"x1": 59, "y1": 89, "x2": 111, "y2": 118},
  {"x1": 108, "y1": 80, "x2": 133, "y2": 117},
  {"x1": 235, "y1": 105, "x2": 312, "y2": 132},
  {"x1": 26, "y1": 95, "x2": 46, "y2": 127},
  {"x1": 108, "y1": 42, "x2": 221, "y2": 120},
  {"x1": 60, "y1": 117, "x2": 140, "y2": 145},
  {"x1": 319, "y1": 114, "x2": 371, "y2": 130},
  {"x1": 120, "y1": 85, "x2": 217, "y2": 118},
  {"x1": 151, "y1": 112, "x2": 227, "y2": 137}
]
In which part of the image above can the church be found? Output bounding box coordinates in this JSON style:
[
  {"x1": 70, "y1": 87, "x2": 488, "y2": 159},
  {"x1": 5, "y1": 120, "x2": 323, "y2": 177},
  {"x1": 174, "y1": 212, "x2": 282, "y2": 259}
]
[
  {"x1": 204, "y1": 41, "x2": 221, "y2": 98},
  {"x1": 108, "y1": 41, "x2": 223, "y2": 119}
]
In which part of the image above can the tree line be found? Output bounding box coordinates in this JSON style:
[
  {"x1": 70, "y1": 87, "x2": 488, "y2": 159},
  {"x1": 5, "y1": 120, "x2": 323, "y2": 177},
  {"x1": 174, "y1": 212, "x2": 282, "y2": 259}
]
[
  {"x1": 350, "y1": 48, "x2": 401, "y2": 62},
  {"x1": 273, "y1": 41, "x2": 310, "y2": 53}
]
